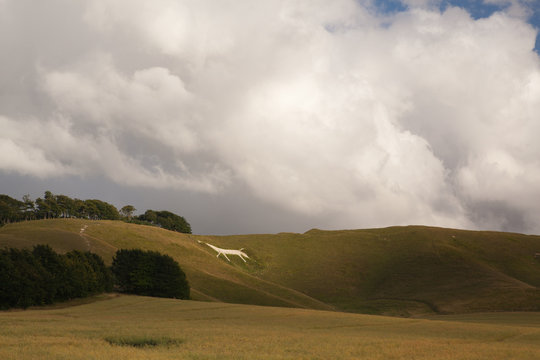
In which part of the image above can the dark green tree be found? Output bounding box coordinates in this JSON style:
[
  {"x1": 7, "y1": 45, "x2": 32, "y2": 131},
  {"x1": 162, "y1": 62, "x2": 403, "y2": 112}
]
[
  {"x1": 151, "y1": 253, "x2": 190, "y2": 299},
  {"x1": 137, "y1": 210, "x2": 191, "y2": 234},
  {"x1": 35, "y1": 197, "x2": 51, "y2": 219},
  {"x1": 0, "y1": 195, "x2": 25, "y2": 224},
  {"x1": 32, "y1": 245, "x2": 65, "y2": 302},
  {"x1": 84, "y1": 199, "x2": 120, "y2": 220},
  {"x1": 55, "y1": 195, "x2": 74, "y2": 218},
  {"x1": 111, "y1": 249, "x2": 189, "y2": 299},
  {"x1": 140, "y1": 210, "x2": 158, "y2": 223},
  {"x1": 22, "y1": 194, "x2": 35, "y2": 220},
  {"x1": 73, "y1": 198, "x2": 87, "y2": 218},
  {"x1": 44, "y1": 191, "x2": 60, "y2": 218},
  {"x1": 0, "y1": 248, "x2": 50, "y2": 308},
  {"x1": 0, "y1": 246, "x2": 112, "y2": 309},
  {"x1": 120, "y1": 205, "x2": 136, "y2": 219},
  {"x1": 0, "y1": 250, "x2": 16, "y2": 308}
]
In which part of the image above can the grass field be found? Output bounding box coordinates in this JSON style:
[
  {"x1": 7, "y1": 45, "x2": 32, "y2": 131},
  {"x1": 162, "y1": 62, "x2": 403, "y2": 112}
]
[
  {"x1": 2, "y1": 220, "x2": 540, "y2": 358},
  {"x1": 1, "y1": 219, "x2": 540, "y2": 316},
  {"x1": 1, "y1": 294, "x2": 539, "y2": 360}
]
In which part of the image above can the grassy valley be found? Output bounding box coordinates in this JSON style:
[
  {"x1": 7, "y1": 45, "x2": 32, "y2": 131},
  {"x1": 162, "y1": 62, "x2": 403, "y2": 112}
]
[{"x1": 1, "y1": 220, "x2": 540, "y2": 316}]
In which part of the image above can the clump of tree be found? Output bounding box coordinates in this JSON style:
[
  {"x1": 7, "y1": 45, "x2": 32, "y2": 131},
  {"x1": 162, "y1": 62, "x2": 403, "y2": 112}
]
[
  {"x1": 111, "y1": 249, "x2": 189, "y2": 299},
  {"x1": 136, "y1": 210, "x2": 192, "y2": 234},
  {"x1": 0, "y1": 245, "x2": 113, "y2": 310},
  {"x1": 1, "y1": 192, "x2": 192, "y2": 234},
  {"x1": 0, "y1": 191, "x2": 120, "y2": 225}
]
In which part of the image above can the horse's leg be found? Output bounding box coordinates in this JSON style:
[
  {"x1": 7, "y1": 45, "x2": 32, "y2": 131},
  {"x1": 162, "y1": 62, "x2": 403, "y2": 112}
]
[{"x1": 222, "y1": 253, "x2": 231, "y2": 262}]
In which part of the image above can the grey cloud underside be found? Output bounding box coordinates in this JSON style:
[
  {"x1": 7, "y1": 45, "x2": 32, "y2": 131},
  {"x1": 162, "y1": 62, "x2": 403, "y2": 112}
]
[{"x1": 1, "y1": 0, "x2": 540, "y2": 234}]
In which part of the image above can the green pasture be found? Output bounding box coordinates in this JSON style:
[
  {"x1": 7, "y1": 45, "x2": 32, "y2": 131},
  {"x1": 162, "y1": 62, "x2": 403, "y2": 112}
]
[{"x1": 1, "y1": 219, "x2": 540, "y2": 316}]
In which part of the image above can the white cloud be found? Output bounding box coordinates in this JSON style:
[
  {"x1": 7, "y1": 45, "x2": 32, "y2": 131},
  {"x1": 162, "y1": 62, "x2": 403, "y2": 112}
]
[
  {"x1": 84, "y1": 0, "x2": 195, "y2": 56},
  {"x1": 400, "y1": 0, "x2": 441, "y2": 9},
  {"x1": 1, "y1": 0, "x2": 540, "y2": 232},
  {"x1": 484, "y1": 0, "x2": 533, "y2": 20},
  {"x1": 42, "y1": 58, "x2": 199, "y2": 153},
  {"x1": 0, "y1": 118, "x2": 69, "y2": 177}
]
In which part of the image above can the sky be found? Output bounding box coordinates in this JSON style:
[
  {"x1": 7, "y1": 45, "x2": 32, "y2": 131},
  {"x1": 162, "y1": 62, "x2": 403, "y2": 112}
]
[{"x1": 1, "y1": 0, "x2": 540, "y2": 235}]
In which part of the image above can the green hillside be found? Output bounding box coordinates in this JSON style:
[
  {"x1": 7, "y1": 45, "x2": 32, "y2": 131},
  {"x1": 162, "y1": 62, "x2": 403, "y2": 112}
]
[
  {"x1": 1, "y1": 219, "x2": 539, "y2": 316},
  {"x1": 0, "y1": 219, "x2": 330, "y2": 311}
]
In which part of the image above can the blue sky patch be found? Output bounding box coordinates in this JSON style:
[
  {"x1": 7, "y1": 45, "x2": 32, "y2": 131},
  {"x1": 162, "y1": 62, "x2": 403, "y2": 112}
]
[
  {"x1": 373, "y1": 0, "x2": 408, "y2": 14},
  {"x1": 439, "y1": 0, "x2": 501, "y2": 19},
  {"x1": 371, "y1": 0, "x2": 540, "y2": 53}
]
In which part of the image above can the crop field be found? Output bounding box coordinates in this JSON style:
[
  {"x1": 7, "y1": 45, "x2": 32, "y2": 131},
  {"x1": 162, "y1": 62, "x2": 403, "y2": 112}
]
[{"x1": 1, "y1": 295, "x2": 539, "y2": 360}]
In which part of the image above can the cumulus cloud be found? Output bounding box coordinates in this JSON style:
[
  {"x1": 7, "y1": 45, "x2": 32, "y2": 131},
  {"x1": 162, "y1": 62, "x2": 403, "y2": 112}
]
[
  {"x1": 400, "y1": 0, "x2": 440, "y2": 8},
  {"x1": 484, "y1": 0, "x2": 533, "y2": 19},
  {"x1": 1, "y1": 0, "x2": 540, "y2": 233}
]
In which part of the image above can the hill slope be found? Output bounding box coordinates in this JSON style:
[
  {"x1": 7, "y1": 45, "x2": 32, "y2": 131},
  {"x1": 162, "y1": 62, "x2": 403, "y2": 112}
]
[
  {"x1": 1, "y1": 220, "x2": 539, "y2": 315},
  {"x1": 0, "y1": 219, "x2": 330, "y2": 311}
]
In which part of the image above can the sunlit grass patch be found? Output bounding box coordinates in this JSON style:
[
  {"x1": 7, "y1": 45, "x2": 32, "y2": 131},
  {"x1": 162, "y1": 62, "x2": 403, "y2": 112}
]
[{"x1": 104, "y1": 335, "x2": 183, "y2": 348}]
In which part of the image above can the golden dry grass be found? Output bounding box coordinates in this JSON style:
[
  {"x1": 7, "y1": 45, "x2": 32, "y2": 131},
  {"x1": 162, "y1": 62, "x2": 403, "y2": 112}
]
[{"x1": 1, "y1": 295, "x2": 539, "y2": 359}]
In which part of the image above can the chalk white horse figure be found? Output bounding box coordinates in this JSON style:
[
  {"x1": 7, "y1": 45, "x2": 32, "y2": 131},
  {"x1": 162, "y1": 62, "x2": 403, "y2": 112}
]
[{"x1": 199, "y1": 241, "x2": 250, "y2": 262}]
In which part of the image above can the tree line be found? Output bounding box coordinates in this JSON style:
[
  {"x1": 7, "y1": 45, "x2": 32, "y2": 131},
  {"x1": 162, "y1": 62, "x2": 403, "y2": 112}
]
[
  {"x1": 0, "y1": 245, "x2": 112, "y2": 309},
  {"x1": 0, "y1": 192, "x2": 192, "y2": 234},
  {"x1": 0, "y1": 246, "x2": 189, "y2": 310},
  {"x1": 0, "y1": 192, "x2": 120, "y2": 222}
]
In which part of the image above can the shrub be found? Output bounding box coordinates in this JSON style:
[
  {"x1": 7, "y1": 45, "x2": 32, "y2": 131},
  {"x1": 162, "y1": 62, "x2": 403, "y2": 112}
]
[{"x1": 104, "y1": 335, "x2": 182, "y2": 348}]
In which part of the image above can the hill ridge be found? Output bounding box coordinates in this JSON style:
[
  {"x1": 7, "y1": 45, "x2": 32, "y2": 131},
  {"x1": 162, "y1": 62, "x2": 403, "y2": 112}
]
[{"x1": 1, "y1": 219, "x2": 539, "y2": 316}]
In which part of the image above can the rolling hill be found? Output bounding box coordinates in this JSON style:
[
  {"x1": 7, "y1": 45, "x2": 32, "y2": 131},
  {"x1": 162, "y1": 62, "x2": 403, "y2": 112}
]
[{"x1": 1, "y1": 219, "x2": 539, "y2": 316}]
